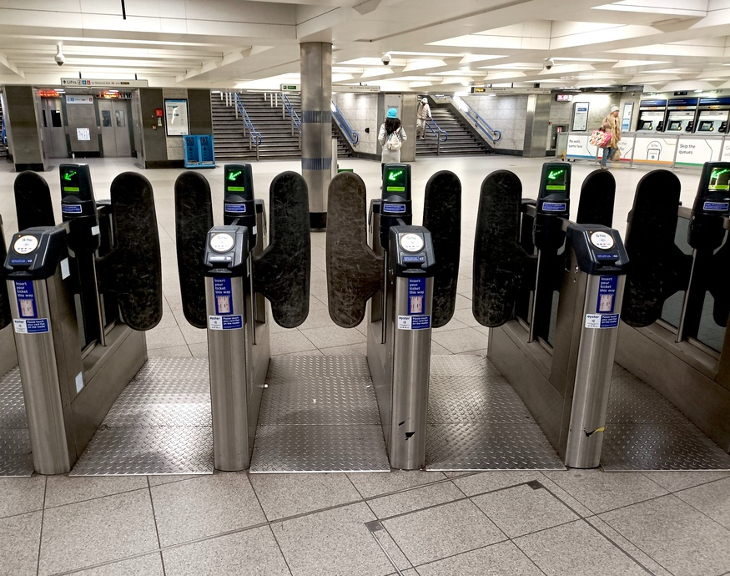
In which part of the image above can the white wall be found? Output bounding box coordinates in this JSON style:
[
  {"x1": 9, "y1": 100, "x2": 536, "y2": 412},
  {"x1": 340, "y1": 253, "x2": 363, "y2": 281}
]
[
  {"x1": 334, "y1": 92, "x2": 379, "y2": 156},
  {"x1": 462, "y1": 95, "x2": 528, "y2": 151}
]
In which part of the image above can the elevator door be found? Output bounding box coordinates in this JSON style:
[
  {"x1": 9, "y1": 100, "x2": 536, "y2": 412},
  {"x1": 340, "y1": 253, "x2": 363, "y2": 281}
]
[
  {"x1": 98, "y1": 100, "x2": 132, "y2": 157},
  {"x1": 40, "y1": 98, "x2": 68, "y2": 158}
]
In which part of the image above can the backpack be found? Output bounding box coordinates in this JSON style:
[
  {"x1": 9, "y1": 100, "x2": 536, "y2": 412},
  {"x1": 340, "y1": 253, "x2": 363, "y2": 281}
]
[{"x1": 386, "y1": 131, "x2": 402, "y2": 151}]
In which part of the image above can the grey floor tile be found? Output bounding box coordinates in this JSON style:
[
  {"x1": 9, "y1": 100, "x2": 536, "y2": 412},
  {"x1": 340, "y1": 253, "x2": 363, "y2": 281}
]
[
  {"x1": 451, "y1": 471, "x2": 544, "y2": 497},
  {"x1": 431, "y1": 327, "x2": 487, "y2": 354},
  {"x1": 432, "y1": 317, "x2": 468, "y2": 332},
  {"x1": 430, "y1": 341, "x2": 452, "y2": 355},
  {"x1": 38, "y1": 490, "x2": 158, "y2": 576},
  {"x1": 536, "y1": 474, "x2": 593, "y2": 517},
  {"x1": 471, "y1": 483, "x2": 579, "y2": 538},
  {"x1": 543, "y1": 469, "x2": 667, "y2": 513},
  {"x1": 298, "y1": 308, "x2": 338, "y2": 331},
  {"x1": 382, "y1": 499, "x2": 505, "y2": 566},
  {"x1": 0, "y1": 511, "x2": 42, "y2": 576},
  {"x1": 151, "y1": 472, "x2": 266, "y2": 547},
  {"x1": 600, "y1": 494, "x2": 730, "y2": 576},
  {"x1": 188, "y1": 342, "x2": 209, "y2": 358},
  {"x1": 147, "y1": 345, "x2": 193, "y2": 358},
  {"x1": 178, "y1": 323, "x2": 207, "y2": 345},
  {"x1": 319, "y1": 342, "x2": 368, "y2": 356},
  {"x1": 416, "y1": 540, "x2": 543, "y2": 576},
  {"x1": 586, "y1": 516, "x2": 673, "y2": 576},
  {"x1": 451, "y1": 307, "x2": 481, "y2": 327},
  {"x1": 0, "y1": 476, "x2": 46, "y2": 518},
  {"x1": 271, "y1": 502, "x2": 409, "y2": 576},
  {"x1": 146, "y1": 474, "x2": 206, "y2": 487},
  {"x1": 45, "y1": 475, "x2": 147, "y2": 508},
  {"x1": 642, "y1": 471, "x2": 730, "y2": 492},
  {"x1": 145, "y1": 326, "x2": 187, "y2": 350},
  {"x1": 301, "y1": 324, "x2": 367, "y2": 348},
  {"x1": 249, "y1": 472, "x2": 361, "y2": 520},
  {"x1": 164, "y1": 526, "x2": 290, "y2": 576},
  {"x1": 515, "y1": 520, "x2": 648, "y2": 576},
  {"x1": 270, "y1": 330, "x2": 318, "y2": 355},
  {"x1": 367, "y1": 480, "x2": 464, "y2": 518},
  {"x1": 676, "y1": 477, "x2": 730, "y2": 529},
  {"x1": 348, "y1": 470, "x2": 446, "y2": 498},
  {"x1": 67, "y1": 553, "x2": 165, "y2": 576}
]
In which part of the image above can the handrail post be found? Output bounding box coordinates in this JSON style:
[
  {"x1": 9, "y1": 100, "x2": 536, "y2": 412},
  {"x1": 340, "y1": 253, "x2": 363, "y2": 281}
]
[{"x1": 437, "y1": 137, "x2": 441, "y2": 156}]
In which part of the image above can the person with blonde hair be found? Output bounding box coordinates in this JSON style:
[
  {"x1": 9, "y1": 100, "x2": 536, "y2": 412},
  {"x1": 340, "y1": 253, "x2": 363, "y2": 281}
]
[{"x1": 601, "y1": 105, "x2": 621, "y2": 168}]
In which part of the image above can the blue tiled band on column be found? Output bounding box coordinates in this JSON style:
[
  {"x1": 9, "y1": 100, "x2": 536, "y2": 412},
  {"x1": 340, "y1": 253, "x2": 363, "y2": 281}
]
[
  {"x1": 302, "y1": 110, "x2": 332, "y2": 123},
  {"x1": 301, "y1": 157, "x2": 332, "y2": 171}
]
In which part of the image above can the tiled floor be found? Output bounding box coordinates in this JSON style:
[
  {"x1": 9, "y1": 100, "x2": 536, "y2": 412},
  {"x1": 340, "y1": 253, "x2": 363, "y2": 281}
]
[{"x1": 1, "y1": 155, "x2": 729, "y2": 575}]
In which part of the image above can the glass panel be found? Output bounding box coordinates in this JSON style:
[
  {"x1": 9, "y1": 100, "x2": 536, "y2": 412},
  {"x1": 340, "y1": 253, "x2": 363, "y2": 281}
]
[
  {"x1": 42, "y1": 109, "x2": 47, "y2": 128},
  {"x1": 51, "y1": 110, "x2": 62, "y2": 128},
  {"x1": 115, "y1": 109, "x2": 125, "y2": 128},
  {"x1": 101, "y1": 109, "x2": 112, "y2": 127},
  {"x1": 696, "y1": 293, "x2": 725, "y2": 352},
  {"x1": 547, "y1": 291, "x2": 559, "y2": 347},
  {"x1": 660, "y1": 215, "x2": 691, "y2": 328}
]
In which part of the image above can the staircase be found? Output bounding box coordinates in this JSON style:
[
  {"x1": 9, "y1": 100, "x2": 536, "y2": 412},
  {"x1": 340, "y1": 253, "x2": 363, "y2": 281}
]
[
  {"x1": 212, "y1": 92, "x2": 353, "y2": 162},
  {"x1": 416, "y1": 104, "x2": 492, "y2": 156}
]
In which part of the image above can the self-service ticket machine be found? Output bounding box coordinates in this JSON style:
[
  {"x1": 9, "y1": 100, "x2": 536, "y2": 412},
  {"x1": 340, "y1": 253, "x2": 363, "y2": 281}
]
[
  {"x1": 475, "y1": 162, "x2": 630, "y2": 467},
  {"x1": 4, "y1": 164, "x2": 162, "y2": 474}
]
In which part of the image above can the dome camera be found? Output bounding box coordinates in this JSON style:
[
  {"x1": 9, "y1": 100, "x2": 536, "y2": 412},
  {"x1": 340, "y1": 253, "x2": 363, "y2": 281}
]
[
  {"x1": 55, "y1": 44, "x2": 65, "y2": 66},
  {"x1": 544, "y1": 58, "x2": 555, "y2": 71},
  {"x1": 382, "y1": 52, "x2": 391, "y2": 65}
]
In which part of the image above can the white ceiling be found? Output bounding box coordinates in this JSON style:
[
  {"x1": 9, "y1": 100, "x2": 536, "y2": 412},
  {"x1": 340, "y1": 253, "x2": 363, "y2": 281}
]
[{"x1": 0, "y1": 0, "x2": 729, "y2": 92}]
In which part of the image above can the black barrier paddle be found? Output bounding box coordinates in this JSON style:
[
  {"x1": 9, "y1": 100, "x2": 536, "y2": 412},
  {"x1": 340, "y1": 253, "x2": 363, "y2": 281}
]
[
  {"x1": 622, "y1": 169, "x2": 690, "y2": 327},
  {"x1": 0, "y1": 217, "x2": 9, "y2": 329},
  {"x1": 326, "y1": 172, "x2": 383, "y2": 328},
  {"x1": 174, "y1": 172, "x2": 213, "y2": 329},
  {"x1": 109, "y1": 172, "x2": 163, "y2": 331},
  {"x1": 422, "y1": 170, "x2": 461, "y2": 328},
  {"x1": 253, "y1": 172, "x2": 311, "y2": 328},
  {"x1": 472, "y1": 170, "x2": 528, "y2": 327},
  {"x1": 577, "y1": 169, "x2": 615, "y2": 227},
  {"x1": 14, "y1": 171, "x2": 55, "y2": 231}
]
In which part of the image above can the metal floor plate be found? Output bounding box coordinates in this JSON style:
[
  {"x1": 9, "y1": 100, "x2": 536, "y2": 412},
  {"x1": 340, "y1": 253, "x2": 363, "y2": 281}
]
[
  {"x1": 427, "y1": 356, "x2": 565, "y2": 471},
  {"x1": 250, "y1": 356, "x2": 389, "y2": 473},
  {"x1": 70, "y1": 358, "x2": 214, "y2": 476},
  {"x1": 0, "y1": 368, "x2": 33, "y2": 477},
  {"x1": 602, "y1": 365, "x2": 730, "y2": 471}
]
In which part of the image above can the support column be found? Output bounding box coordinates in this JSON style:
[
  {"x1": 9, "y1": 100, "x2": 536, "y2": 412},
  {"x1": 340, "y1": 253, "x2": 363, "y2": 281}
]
[
  {"x1": 4, "y1": 85, "x2": 47, "y2": 171},
  {"x1": 300, "y1": 42, "x2": 332, "y2": 229}
]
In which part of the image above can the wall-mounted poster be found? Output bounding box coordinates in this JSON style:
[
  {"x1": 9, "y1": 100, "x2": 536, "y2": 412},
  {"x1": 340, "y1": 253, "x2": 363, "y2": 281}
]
[
  {"x1": 164, "y1": 99, "x2": 189, "y2": 136},
  {"x1": 572, "y1": 102, "x2": 589, "y2": 131},
  {"x1": 621, "y1": 103, "x2": 633, "y2": 132}
]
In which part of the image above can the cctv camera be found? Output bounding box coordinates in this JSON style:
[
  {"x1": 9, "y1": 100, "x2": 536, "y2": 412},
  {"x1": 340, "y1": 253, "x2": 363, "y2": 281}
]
[
  {"x1": 382, "y1": 52, "x2": 391, "y2": 66},
  {"x1": 544, "y1": 58, "x2": 554, "y2": 71},
  {"x1": 55, "y1": 44, "x2": 65, "y2": 66}
]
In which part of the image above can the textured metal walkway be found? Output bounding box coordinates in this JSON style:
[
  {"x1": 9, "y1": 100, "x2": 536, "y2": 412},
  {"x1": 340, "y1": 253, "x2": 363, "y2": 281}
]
[
  {"x1": 427, "y1": 356, "x2": 565, "y2": 471},
  {"x1": 250, "y1": 356, "x2": 390, "y2": 473},
  {"x1": 70, "y1": 358, "x2": 214, "y2": 476},
  {"x1": 0, "y1": 367, "x2": 33, "y2": 477}
]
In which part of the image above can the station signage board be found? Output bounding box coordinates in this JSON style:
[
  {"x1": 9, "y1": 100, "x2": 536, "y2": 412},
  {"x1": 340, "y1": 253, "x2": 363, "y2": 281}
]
[{"x1": 61, "y1": 78, "x2": 149, "y2": 88}]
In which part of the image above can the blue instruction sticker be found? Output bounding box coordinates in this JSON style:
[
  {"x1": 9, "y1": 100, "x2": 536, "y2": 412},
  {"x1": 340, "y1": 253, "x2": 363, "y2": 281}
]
[
  {"x1": 403, "y1": 255, "x2": 425, "y2": 263},
  {"x1": 14, "y1": 280, "x2": 37, "y2": 318},
  {"x1": 383, "y1": 203, "x2": 406, "y2": 213},
  {"x1": 14, "y1": 318, "x2": 50, "y2": 334},
  {"x1": 397, "y1": 315, "x2": 432, "y2": 330},
  {"x1": 407, "y1": 277, "x2": 426, "y2": 315},
  {"x1": 213, "y1": 277, "x2": 234, "y2": 315},
  {"x1": 225, "y1": 203, "x2": 247, "y2": 213},
  {"x1": 208, "y1": 315, "x2": 243, "y2": 330},
  {"x1": 596, "y1": 275, "x2": 618, "y2": 313},
  {"x1": 542, "y1": 202, "x2": 567, "y2": 212},
  {"x1": 703, "y1": 201, "x2": 730, "y2": 212},
  {"x1": 61, "y1": 204, "x2": 82, "y2": 214},
  {"x1": 585, "y1": 313, "x2": 620, "y2": 329}
]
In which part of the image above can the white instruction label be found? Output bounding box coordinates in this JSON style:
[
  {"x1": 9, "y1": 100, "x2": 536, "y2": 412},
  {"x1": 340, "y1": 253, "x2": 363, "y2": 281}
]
[
  {"x1": 61, "y1": 258, "x2": 71, "y2": 279},
  {"x1": 75, "y1": 372, "x2": 84, "y2": 393}
]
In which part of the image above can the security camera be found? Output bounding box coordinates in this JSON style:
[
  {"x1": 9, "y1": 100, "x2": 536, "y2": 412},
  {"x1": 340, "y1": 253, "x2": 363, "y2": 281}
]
[
  {"x1": 55, "y1": 44, "x2": 65, "y2": 66},
  {"x1": 382, "y1": 52, "x2": 391, "y2": 66},
  {"x1": 544, "y1": 58, "x2": 555, "y2": 71}
]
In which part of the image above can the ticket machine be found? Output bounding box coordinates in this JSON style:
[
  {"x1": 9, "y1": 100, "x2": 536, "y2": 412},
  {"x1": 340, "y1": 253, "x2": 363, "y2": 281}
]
[{"x1": 637, "y1": 99, "x2": 667, "y2": 133}]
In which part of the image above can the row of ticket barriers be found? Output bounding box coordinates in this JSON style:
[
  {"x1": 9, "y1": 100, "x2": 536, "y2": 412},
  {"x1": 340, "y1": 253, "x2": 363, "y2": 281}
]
[{"x1": 0, "y1": 159, "x2": 729, "y2": 475}]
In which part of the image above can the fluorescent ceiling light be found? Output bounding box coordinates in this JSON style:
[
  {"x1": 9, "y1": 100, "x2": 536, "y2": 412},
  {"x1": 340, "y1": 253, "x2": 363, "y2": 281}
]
[
  {"x1": 429, "y1": 70, "x2": 482, "y2": 76},
  {"x1": 459, "y1": 55, "x2": 505, "y2": 64},
  {"x1": 389, "y1": 51, "x2": 460, "y2": 57},
  {"x1": 360, "y1": 68, "x2": 393, "y2": 78},
  {"x1": 551, "y1": 57, "x2": 616, "y2": 63},
  {"x1": 480, "y1": 63, "x2": 542, "y2": 70},
  {"x1": 403, "y1": 60, "x2": 446, "y2": 72}
]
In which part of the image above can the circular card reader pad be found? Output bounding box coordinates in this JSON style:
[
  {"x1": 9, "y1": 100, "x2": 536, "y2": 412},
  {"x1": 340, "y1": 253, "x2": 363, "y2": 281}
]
[
  {"x1": 590, "y1": 231, "x2": 615, "y2": 250},
  {"x1": 210, "y1": 232, "x2": 235, "y2": 253},
  {"x1": 14, "y1": 235, "x2": 39, "y2": 255},
  {"x1": 400, "y1": 233, "x2": 425, "y2": 253}
]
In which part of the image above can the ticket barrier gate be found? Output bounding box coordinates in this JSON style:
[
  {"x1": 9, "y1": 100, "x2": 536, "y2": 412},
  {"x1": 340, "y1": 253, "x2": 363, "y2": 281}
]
[
  {"x1": 475, "y1": 162, "x2": 630, "y2": 468},
  {"x1": 327, "y1": 166, "x2": 461, "y2": 470},
  {"x1": 4, "y1": 165, "x2": 162, "y2": 474},
  {"x1": 617, "y1": 162, "x2": 730, "y2": 464},
  {"x1": 175, "y1": 164, "x2": 309, "y2": 471}
]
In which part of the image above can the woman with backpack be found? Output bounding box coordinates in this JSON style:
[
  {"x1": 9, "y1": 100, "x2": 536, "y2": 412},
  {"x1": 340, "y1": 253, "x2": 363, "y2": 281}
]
[{"x1": 378, "y1": 108, "x2": 407, "y2": 175}]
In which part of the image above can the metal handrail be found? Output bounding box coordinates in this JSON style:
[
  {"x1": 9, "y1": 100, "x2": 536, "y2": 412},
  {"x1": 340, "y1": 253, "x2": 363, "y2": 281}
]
[
  {"x1": 232, "y1": 93, "x2": 263, "y2": 160},
  {"x1": 1, "y1": 114, "x2": 6, "y2": 147},
  {"x1": 281, "y1": 93, "x2": 301, "y2": 136},
  {"x1": 455, "y1": 97, "x2": 502, "y2": 142},
  {"x1": 330, "y1": 101, "x2": 359, "y2": 146},
  {"x1": 424, "y1": 117, "x2": 447, "y2": 155}
]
